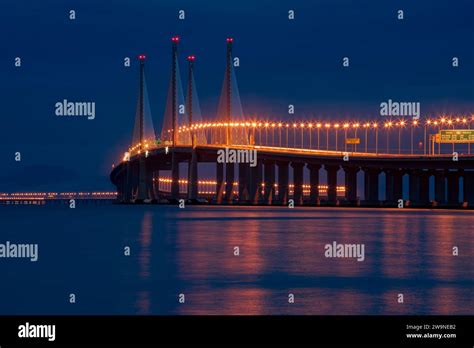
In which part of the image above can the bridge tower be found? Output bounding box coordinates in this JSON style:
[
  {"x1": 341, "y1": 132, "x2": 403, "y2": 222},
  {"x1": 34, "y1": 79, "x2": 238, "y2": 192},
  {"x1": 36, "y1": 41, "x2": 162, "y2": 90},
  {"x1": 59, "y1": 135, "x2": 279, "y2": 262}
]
[
  {"x1": 187, "y1": 55, "x2": 198, "y2": 199},
  {"x1": 225, "y1": 37, "x2": 232, "y2": 146},
  {"x1": 136, "y1": 54, "x2": 149, "y2": 202},
  {"x1": 171, "y1": 36, "x2": 179, "y2": 146},
  {"x1": 170, "y1": 36, "x2": 180, "y2": 200},
  {"x1": 223, "y1": 38, "x2": 235, "y2": 203},
  {"x1": 187, "y1": 55, "x2": 195, "y2": 147}
]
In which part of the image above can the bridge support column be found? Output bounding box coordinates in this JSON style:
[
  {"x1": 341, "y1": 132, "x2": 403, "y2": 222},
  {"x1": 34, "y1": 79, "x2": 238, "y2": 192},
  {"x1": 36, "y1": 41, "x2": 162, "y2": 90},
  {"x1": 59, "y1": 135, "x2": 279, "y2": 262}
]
[
  {"x1": 277, "y1": 161, "x2": 289, "y2": 205},
  {"x1": 249, "y1": 160, "x2": 262, "y2": 204},
  {"x1": 364, "y1": 168, "x2": 380, "y2": 204},
  {"x1": 343, "y1": 166, "x2": 358, "y2": 203},
  {"x1": 385, "y1": 169, "x2": 402, "y2": 203},
  {"x1": 153, "y1": 170, "x2": 160, "y2": 200},
  {"x1": 385, "y1": 170, "x2": 394, "y2": 203},
  {"x1": 187, "y1": 151, "x2": 198, "y2": 200},
  {"x1": 238, "y1": 163, "x2": 250, "y2": 203},
  {"x1": 394, "y1": 170, "x2": 403, "y2": 202},
  {"x1": 408, "y1": 170, "x2": 421, "y2": 204},
  {"x1": 263, "y1": 161, "x2": 276, "y2": 205},
  {"x1": 136, "y1": 156, "x2": 148, "y2": 202},
  {"x1": 171, "y1": 153, "x2": 180, "y2": 200},
  {"x1": 419, "y1": 171, "x2": 430, "y2": 205},
  {"x1": 434, "y1": 170, "x2": 446, "y2": 204},
  {"x1": 308, "y1": 164, "x2": 321, "y2": 204},
  {"x1": 292, "y1": 162, "x2": 304, "y2": 206},
  {"x1": 463, "y1": 171, "x2": 474, "y2": 206},
  {"x1": 117, "y1": 174, "x2": 124, "y2": 202},
  {"x1": 131, "y1": 162, "x2": 139, "y2": 201},
  {"x1": 146, "y1": 167, "x2": 155, "y2": 201},
  {"x1": 216, "y1": 162, "x2": 224, "y2": 204},
  {"x1": 326, "y1": 165, "x2": 339, "y2": 204},
  {"x1": 224, "y1": 163, "x2": 235, "y2": 203},
  {"x1": 124, "y1": 162, "x2": 132, "y2": 202},
  {"x1": 447, "y1": 170, "x2": 460, "y2": 206}
]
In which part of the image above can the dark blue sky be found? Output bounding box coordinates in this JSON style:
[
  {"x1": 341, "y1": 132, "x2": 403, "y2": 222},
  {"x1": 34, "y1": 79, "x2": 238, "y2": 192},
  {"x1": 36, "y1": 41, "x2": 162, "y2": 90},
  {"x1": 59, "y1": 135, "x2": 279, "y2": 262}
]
[{"x1": 1, "y1": 0, "x2": 473, "y2": 191}]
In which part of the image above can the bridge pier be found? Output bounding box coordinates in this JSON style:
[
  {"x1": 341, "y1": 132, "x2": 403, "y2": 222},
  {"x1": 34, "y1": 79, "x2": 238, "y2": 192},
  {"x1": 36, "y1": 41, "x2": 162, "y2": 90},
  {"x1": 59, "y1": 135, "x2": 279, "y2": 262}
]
[
  {"x1": 263, "y1": 160, "x2": 276, "y2": 205},
  {"x1": 292, "y1": 162, "x2": 304, "y2": 205},
  {"x1": 277, "y1": 161, "x2": 289, "y2": 205},
  {"x1": 153, "y1": 170, "x2": 160, "y2": 200},
  {"x1": 434, "y1": 170, "x2": 446, "y2": 204},
  {"x1": 463, "y1": 171, "x2": 474, "y2": 206},
  {"x1": 326, "y1": 165, "x2": 339, "y2": 204},
  {"x1": 408, "y1": 170, "x2": 421, "y2": 204},
  {"x1": 344, "y1": 166, "x2": 359, "y2": 203},
  {"x1": 216, "y1": 162, "x2": 225, "y2": 203},
  {"x1": 224, "y1": 163, "x2": 235, "y2": 203},
  {"x1": 249, "y1": 160, "x2": 262, "y2": 204},
  {"x1": 131, "y1": 162, "x2": 139, "y2": 201},
  {"x1": 123, "y1": 161, "x2": 132, "y2": 202},
  {"x1": 187, "y1": 151, "x2": 198, "y2": 200},
  {"x1": 385, "y1": 169, "x2": 403, "y2": 204},
  {"x1": 364, "y1": 168, "x2": 380, "y2": 204},
  {"x1": 117, "y1": 177, "x2": 124, "y2": 202},
  {"x1": 171, "y1": 153, "x2": 180, "y2": 200},
  {"x1": 308, "y1": 164, "x2": 321, "y2": 204},
  {"x1": 419, "y1": 171, "x2": 430, "y2": 205},
  {"x1": 447, "y1": 170, "x2": 460, "y2": 206},
  {"x1": 146, "y1": 167, "x2": 155, "y2": 201},
  {"x1": 238, "y1": 163, "x2": 250, "y2": 203},
  {"x1": 136, "y1": 156, "x2": 148, "y2": 202}
]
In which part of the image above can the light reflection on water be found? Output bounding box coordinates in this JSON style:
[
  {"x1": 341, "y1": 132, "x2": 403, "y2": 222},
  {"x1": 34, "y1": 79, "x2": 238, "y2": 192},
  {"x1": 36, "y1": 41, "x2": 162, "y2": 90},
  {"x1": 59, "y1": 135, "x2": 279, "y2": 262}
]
[
  {"x1": 134, "y1": 206, "x2": 473, "y2": 315},
  {"x1": 0, "y1": 205, "x2": 472, "y2": 315}
]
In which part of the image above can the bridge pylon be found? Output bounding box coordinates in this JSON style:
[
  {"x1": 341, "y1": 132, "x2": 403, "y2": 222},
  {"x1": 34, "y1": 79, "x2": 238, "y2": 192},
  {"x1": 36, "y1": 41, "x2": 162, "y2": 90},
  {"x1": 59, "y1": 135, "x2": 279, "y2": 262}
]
[
  {"x1": 187, "y1": 55, "x2": 198, "y2": 199},
  {"x1": 136, "y1": 54, "x2": 150, "y2": 202}
]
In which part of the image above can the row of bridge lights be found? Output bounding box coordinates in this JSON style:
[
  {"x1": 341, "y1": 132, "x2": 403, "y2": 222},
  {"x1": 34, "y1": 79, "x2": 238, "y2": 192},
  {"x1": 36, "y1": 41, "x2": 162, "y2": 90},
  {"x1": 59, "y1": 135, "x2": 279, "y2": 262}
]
[
  {"x1": 158, "y1": 177, "x2": 344, "y2": 188},
  {"x1": 123, "y1": 116, "x2": 473, "y2": 158},
  {"x1": 177, "y1": 116, "x2": 474, "y2": 132}
]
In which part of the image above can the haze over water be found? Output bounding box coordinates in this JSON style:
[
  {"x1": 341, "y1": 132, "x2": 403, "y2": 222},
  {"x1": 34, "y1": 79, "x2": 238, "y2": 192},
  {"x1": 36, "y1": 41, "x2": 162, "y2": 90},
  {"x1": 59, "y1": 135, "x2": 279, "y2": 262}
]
[{"x1": 0, "y1": 205, "x2": 472, "y2": 315}]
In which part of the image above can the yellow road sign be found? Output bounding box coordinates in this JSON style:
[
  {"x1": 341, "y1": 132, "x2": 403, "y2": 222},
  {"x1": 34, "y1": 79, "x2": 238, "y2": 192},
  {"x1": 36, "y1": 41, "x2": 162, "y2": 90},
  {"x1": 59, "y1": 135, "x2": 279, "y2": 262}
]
[
  {"x1": 438, "y1": 130, "x2": 474, "y2": 143},
  {"x1": 346, "y1": 138, "x2": 360, "y2": 144}
]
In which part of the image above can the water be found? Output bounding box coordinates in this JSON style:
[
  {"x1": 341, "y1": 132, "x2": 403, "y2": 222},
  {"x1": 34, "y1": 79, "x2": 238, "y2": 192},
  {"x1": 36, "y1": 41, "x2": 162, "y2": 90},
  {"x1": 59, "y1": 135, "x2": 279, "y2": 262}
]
[{"x1": 0, "y1": 205, "x2": 472, "y2": 315}]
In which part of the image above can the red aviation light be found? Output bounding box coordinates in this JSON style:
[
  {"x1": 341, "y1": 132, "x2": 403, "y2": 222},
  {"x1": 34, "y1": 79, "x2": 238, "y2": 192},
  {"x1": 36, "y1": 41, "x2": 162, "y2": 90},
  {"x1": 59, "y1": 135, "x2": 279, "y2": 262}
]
[
  {"x1": 187, "y1": 55, "x2": 196, "y2": 61},
  {"x1": 171, "y1": 36, "x2": 180, "y2": 42},
  {"x1": 138, "y1": 54, "x2": 146, "y2": 60},
  {"x1": 226, "y1": 37, "x2": 233, "y2": 43}
]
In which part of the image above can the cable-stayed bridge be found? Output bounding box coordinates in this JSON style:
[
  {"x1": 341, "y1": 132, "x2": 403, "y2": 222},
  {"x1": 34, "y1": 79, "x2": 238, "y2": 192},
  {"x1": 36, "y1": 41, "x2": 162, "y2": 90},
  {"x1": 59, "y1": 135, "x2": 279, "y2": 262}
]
[{"x1": 110, "y1": 37, "x2": 474, "y2": 208}]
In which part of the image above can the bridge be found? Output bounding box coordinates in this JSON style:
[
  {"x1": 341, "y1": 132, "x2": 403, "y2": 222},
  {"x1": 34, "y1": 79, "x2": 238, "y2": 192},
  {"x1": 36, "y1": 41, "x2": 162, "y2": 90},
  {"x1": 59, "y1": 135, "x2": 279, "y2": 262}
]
[
  {"x1": 0, "y1": 192, "x2": 117, "y2": 205},
  {"x1": 110, "y1": 37, "x2": 474, "y2": 208}
]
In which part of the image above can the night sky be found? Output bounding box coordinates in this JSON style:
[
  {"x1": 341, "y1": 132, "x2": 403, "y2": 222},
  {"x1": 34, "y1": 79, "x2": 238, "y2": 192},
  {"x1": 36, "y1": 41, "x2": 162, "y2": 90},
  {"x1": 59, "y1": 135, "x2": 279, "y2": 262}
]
[{"x1": 1, "y1": 0, "x2": 473, "y2": 191}]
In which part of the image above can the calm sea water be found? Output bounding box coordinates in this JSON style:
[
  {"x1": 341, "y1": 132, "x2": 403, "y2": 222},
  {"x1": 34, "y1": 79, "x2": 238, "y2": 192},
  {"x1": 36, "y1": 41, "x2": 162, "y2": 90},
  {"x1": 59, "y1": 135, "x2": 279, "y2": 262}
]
[{"x1": 0, "y1": 205, "x2": 472, "y2": 315}]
